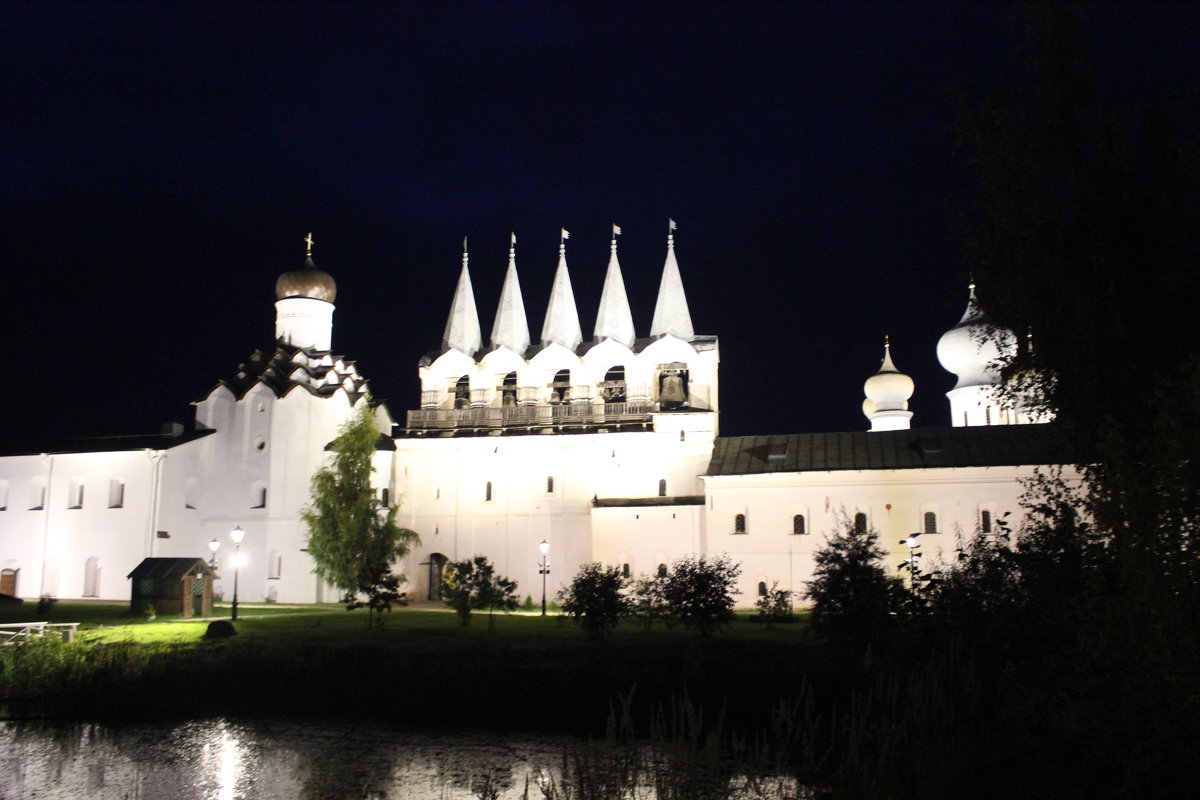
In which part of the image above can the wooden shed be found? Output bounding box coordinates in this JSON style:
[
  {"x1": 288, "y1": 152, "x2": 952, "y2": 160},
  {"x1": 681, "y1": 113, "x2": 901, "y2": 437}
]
[{"x1": 127, "y1": 558, "x2": 215, "y2": 618}]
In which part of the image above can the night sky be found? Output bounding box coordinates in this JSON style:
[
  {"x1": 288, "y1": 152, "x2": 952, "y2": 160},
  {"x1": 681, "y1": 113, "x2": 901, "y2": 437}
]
[{"x1": 3, "y1": 3, "x2": 1195, "y2": 441}]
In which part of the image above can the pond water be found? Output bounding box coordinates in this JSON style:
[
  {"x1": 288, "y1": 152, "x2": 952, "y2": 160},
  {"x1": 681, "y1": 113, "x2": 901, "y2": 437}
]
[{"x1": 0, "y1": 718, "x2": 566, "y2": 800}]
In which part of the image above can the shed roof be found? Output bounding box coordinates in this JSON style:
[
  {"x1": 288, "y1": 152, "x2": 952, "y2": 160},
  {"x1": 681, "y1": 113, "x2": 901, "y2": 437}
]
[
  {"x1": 127, "y1": 558, "x2": 214, "y2": 581},
  {"x1": 707, "y1": 424, "x2": 1073, "y2": 477}
]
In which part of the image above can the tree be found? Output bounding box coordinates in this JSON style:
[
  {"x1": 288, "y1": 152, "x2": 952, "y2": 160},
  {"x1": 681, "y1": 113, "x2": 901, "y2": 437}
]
[
  {"x1": 660, "y1": 555, "x2": 741, "y2": 637},
  {"x1": 754, "y1": 581, "x2": 793, "y2": 629},
  {"x1": 558, "y1": 563, "x2": 630, "y2": 640},
  {"x1": 442, "y1": 556, "x2": 519, "y2": 629},
  {"x1": 302, "y1": 402, "x2": 419, "y2": 627},
  {"x1": 630, "y1": 573, "x2": 668, "y2": 631},
  {"x1": 804, "y1": 513, "x2": 905, "y2": 643}
]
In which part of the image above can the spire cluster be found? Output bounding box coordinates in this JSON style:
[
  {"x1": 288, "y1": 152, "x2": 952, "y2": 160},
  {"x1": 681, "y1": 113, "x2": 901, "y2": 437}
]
[{"x1": 440, "y1": 224, "x2": 696, "y2": 358}]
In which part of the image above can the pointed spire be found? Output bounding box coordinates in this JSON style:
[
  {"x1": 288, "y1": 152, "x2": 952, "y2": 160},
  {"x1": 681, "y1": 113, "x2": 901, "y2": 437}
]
[
  {"x1": 650, "y1": 219, "x2": 694, "y2": 340},
  {"x1": 879, "y1": 334, "x2": 898, "y2": 372},
  {"x1": 442, "y1": 238, "x2": 482, "y2": 356},
  {"x1": 593, "y1": 225, "x2": 636, "y2": 347},
  {"x1": 490, "y1": 233, "x2": 531, "y2": 354},
  {"x1": 541, "y1": 230, "x2": 583, "y2": 350}
]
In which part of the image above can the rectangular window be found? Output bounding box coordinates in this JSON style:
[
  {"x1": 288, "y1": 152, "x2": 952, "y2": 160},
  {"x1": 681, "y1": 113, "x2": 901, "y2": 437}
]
[
  {"x1": 980, "y1": 509, "x2": 993, "y2": 533},
  {"x1": 268, "y1": 550, "x2": 282, "y2": 580},
  {"x1": 29, "y1": 481, "x2": 46, "y2": 511},
  {"x1": 108, "y1": 479, "x2": 125, "y2": 509},
  {"x1": 252, "y1": 486, "x2": 267, "y2": 508},
  {"x1": 67, "y1": 479, "x2": 84, "y2": 509}
]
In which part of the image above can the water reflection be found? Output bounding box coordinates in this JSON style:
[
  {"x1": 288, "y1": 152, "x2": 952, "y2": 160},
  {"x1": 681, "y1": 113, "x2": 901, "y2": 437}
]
[
  {"x1": 0, "y1": 718, "x2": 806, "y2": 799},
  {"x1": 0, "y1": 718, "x2": 563, "y2": 800}
]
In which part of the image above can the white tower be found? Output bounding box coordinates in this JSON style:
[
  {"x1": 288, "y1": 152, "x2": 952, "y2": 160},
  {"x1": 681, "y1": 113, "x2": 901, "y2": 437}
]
[
  {"x1": 274, "y1": 233, "x2": 336, "y2": 350},
  {"x1": 541, "y1": 232, "x2": 583, "y2": 350},
  {"x1": 937, "y1": 282, "x2": 1016, "y2": 426},
  {"x1": 490, "y1": 234, "x2": 531, "y2": 355},
  {"x1": 863, "y1": 336, "x2": 914, "y2": 431},
  {"x1": 442, "y1": 239, "x2": 483, "y2": 356}
]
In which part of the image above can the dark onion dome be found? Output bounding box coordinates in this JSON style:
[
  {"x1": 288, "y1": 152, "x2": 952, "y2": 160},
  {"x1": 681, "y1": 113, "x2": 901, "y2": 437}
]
[{"x1": 275, "y1": 256, "x2": 337, "y2": 302}]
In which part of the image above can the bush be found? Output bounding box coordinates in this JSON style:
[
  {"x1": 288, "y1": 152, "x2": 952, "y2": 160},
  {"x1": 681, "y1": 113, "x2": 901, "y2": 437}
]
[
  {"x1": 442, "y1": 556, "x2": 519, "y2": 629},
  {"x1": 630, "y1": 574, "x2": 667, "y2": 631},
  {"x1": 804, "y1": 513, "x2": 905, "y2": 643},
  {"x1": 558, "y1": 563, "x2": 630, "y2": 640},
  {"x1": 660, "y1": 555, "x2": 741, "y2": 637},
  {"x1": 754, "y1": 582, "x2": 793, "y2": 627}
]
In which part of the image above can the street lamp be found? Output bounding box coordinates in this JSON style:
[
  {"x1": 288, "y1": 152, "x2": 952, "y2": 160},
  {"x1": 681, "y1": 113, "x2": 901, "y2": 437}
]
[
  {"x1": 208, "y1": 538, "x2": 221, "y2": 572},
  {"x1": 230, "y1": 525, "x2": 245, "y2": 621},
  {"x1": 538, "y1": 540, "x2": 550, "y2": 616},
  {"x1": 900, "y1": 534, "x2": 921, "y2": 590}
]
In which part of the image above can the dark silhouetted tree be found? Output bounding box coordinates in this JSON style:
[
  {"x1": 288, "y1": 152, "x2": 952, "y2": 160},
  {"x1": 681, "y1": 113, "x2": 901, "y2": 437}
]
[
  {"x1": 442, "y1": 556, "x2": 519, "y2": 629},
  {"x1": 805, "y1": 513, "x2": 905, "y2": 643},
  {"x1": 660, "y1": 555, "x2": 741, "y2": 637},
  {"x1": 558, "y1": 563, "x2": 630, "y2": 640}
]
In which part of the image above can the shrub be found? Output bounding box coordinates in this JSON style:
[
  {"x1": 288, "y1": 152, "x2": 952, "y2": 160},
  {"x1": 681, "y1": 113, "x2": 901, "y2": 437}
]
[
  {"x1": 558, "y1": 563, "x2": 630, "y2": 640},
  {"x1": 754, "y1": 581, "x2": 793, "y2": 627},
  {"x1": 660, "y1": 555, "x2": 741, "y2": 637},
  {"x1": 442, "y1": 556, "x2": 519, "y2": 629}
]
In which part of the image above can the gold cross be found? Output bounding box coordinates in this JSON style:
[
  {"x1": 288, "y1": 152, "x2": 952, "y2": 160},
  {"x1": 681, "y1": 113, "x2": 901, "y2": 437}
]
[{"x1": 305, "y1": 232, "x2": 315, "y2": 257}]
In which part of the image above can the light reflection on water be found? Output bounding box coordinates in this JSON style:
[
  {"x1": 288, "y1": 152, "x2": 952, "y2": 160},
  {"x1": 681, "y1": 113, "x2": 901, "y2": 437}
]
[{"x1": 0, "y1": 718, "x2": 566, "y2": 799}]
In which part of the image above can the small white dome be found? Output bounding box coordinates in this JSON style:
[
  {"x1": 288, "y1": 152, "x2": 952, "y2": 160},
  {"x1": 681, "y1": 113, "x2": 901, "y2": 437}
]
[
  {"x1": 936, "y1": 285, "x2": 1015, "y2": 389},
  {"x1": 863, "y1": 340, "x2": 914, "y2": 413}
]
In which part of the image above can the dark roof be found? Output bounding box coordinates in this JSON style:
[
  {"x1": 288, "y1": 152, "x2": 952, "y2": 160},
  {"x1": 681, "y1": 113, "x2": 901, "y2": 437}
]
[
  {"x1": 707, "y1": 424, "x2": 1074, "y2": 477},
  {"x1": 212, "y1": 344, "x2": 368, "y2": 403},
  {"x1": 0, "y1": 426, "x2": 215, "y2": 457},
  {"x1": 593, "y1": 495, "x2": 705, "y2": 507},
  {"x1": 127, "y1": 557, "x2": 214, "y2": 580}
]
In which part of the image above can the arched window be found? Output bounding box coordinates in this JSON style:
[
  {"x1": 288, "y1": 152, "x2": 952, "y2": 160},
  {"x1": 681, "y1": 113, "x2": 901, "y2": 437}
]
[
  {"x1": 251, "y1": 483, "x2": 267, "y2": 509},
  {"x1": 28, "y1": 479, "x2": 45, "y2": 511},
  {"x1": 758, "y1": 581, "x2": 768, "y2": 597},
  {"x1": 923, "y1": 511, "x2": 938, "y2": 534},
  {"x1": 792, "y1": 514, "x2": 807, "y2": 535},
  {"x1": 453, "y1": 375, "x2": 471, "y2": 409},
  {"x1": 268, "y1": 550, "x2": 282, "y2": 580},
  {"x1": 656, "y1": 563, "x2": 668, "y2": 579},
  {"x1": 380, "y1": 488, "x2": 390, "y2": 508},
  {"x1": 658, "y1": 479, "x2": 667, "y2": 497},
  {"x1": 546, "y1": 476, "x2": 554, "y2": 494},
  {"x1": 484, "y1": 481, "x2": 493, "y2": 502},
  {"x1": 985, "y1": 405, "x2": 992, "y2": 425},
  {"x1": 601, "y1": 366, "x2": 627, "y2": 403},
  {"x1": 83, "y1": 557, "x2": 101, "y2": 598},
  {"x1": 980, "y1": 509, "x2": 993, "y2": 533},
  {"x1": 622, "y1": 563, "x2": 631, "y2": 578},
  {"x1": 549, "y1": 369, "x2": 571, "y2": 404},
  {"x1": 500, "y1": 371, "x2": 518, "y2": 407},
  {"x1": 854, "y1": 512, "x2": 868, "y2": 533},
  {"x1": 734, "y1": 513, "x2": 746, "y2": 534}
]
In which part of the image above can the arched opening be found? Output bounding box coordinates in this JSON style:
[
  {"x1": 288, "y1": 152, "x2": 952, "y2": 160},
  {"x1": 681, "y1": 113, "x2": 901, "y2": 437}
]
[
  {"x1": 656, "y1": 563, "x2": 668, "y2": 579},
  {"x1": 658, "y1": 479, "x2": 667, "y2": 497},
  {"x1": 0, "y1": 567, "x2": 17, "y2": 597},
  {"x1": 546, "y1": 476, "x2": 554, "y2": 494},
  {"x1": 453, "y1": 375, "x2": 471, "y2": 409},
  {"x1": 734, "y1": 513, "x2": 747, "y2": 534},
  {"x1": 601, "y1": 366, "x2": 627, "y2": 403},
  {"x1": 549, "y1": 369, "x2": 572, "y2": 404},
  {"x1": 758, "y1": 580, "x2": 768, "y2": 597},
  {"x1": 484, "y1": 481, "x2": 493, "y2": 502},
  {"x1": 793, "y1": 514, "x2": 807, "y2": 535},
  {"x1": 500, "y1": 371, "x2": 518, "y2": 407},
  {"x1": 657, "y1": 364, "x2": 689, "y2": 409},
  {"x1": 980, "y1": 509, "x2": 993, "y2": 534},
  {"x1": 923, "y1": 511, "x2": 938, "y2": 534},
  {"x1": 83, "y1": 557, "x2": 101, "y2": 597},
  {"x1": 854, "y1": 512, "x2": 868, "y2": 533},
  {"x1": 427, "y1": 553, "x2": 449, "y2": 601},
  {"x1": 622, "y1": 563, "x2": 631, "y2": 578}
]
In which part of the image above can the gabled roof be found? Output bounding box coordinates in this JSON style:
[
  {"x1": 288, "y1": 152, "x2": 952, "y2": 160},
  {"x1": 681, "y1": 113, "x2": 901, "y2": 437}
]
[
  {"x1": 706, "y1": 424, "x2": 1073, "y2": 476},
  {"x1": 127, "y1": 557, "x2": 214, "y2": 580}
]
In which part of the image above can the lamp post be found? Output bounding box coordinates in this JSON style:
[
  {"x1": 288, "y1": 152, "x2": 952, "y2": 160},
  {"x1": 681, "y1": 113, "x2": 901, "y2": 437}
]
[
  {"x1": 208, "y1": 538, "x2": 220, "y2": 572},
  {"x1": 900, "y1": 534, "x2": 921, "y2": 590},
  {"x1": 538, "y1": 540, "x2": 550, "y2": 616},
  {"x1": 230, "y1": 525, "x2": 245, "y2": 621}
]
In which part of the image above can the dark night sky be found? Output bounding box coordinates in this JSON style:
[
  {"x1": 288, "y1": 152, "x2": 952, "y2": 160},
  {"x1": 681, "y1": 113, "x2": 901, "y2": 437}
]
[{"x1": 2, "y1": 3, "x2": 1195, "y2": 441}]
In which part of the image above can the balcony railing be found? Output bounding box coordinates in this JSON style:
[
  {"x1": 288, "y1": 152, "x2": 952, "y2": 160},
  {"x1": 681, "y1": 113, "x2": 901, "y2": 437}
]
[{"x1": 405, "y1": 402, "x2": 655, "y2": 431}]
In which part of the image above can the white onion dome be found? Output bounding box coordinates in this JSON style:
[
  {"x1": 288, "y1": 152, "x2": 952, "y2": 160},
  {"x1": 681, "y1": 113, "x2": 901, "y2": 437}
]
[
  {"x1": 936, "y1": 284, "x2": 1014, "y2": 389},
  {"x1": 275, "y1": 256, "x2": 337, "y2": 303},
  {"x1": 863, "y1": 339, "x2": 914, "y2": 418}
]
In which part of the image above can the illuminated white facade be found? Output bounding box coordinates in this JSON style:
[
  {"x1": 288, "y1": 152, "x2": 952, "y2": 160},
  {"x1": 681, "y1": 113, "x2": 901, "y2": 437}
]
[{"x1": 0, "y1": 230, "x2": 1068, "y2": 607}]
